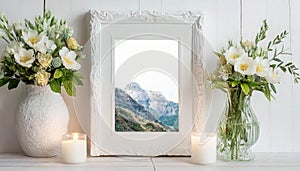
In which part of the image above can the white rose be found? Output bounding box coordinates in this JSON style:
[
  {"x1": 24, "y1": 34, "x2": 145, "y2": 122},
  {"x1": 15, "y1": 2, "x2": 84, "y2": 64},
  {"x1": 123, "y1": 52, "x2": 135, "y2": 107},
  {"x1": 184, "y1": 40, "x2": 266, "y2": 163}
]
[{"x1": 36, "y1": 53, "x2": 53, "y2": 68}]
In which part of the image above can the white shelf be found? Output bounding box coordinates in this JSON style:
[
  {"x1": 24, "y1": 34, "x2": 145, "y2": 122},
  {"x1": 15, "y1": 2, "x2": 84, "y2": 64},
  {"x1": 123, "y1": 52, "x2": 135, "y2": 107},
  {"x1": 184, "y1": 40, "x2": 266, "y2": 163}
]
[{"x1": 0, "y1": 153, "x2": 300, "y2": 171}]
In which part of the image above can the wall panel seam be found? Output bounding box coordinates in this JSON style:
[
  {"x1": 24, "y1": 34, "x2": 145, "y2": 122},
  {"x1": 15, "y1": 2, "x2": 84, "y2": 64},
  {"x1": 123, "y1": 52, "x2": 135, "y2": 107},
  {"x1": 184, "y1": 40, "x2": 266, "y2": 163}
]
[{"x1": 288, "y1": 0, "x2": 294, "y2": 152}]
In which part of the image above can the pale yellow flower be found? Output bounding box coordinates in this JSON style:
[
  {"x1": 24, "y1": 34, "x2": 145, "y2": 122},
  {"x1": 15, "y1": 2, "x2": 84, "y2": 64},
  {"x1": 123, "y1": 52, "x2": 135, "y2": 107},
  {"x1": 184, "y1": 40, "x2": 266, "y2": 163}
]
[
  {"x1": 66, "y1": 37, "x2": 79, "y2": 50},
  {"x1": 219, "y1": 55, "x2": 227, "y2": 65},
  {"x1": 36, "y1": 53, "x2": 53, "y2": 68},
  {"x1": 35, "y1": 70, "x2": 51, "y2": 86},
  {"x1": 242, "y1": 40, "x2": 253, "y2": 48}
]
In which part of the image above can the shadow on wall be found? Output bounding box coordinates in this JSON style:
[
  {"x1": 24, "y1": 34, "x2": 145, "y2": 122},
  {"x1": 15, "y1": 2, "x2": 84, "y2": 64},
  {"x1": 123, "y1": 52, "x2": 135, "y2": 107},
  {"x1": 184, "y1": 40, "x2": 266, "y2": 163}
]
[
  {"x1": 61, "y1": 12, "x2": 92, "y2": 134},
  {"x1": 0, "y1": 85, "x2": 24, "y2": 152}
]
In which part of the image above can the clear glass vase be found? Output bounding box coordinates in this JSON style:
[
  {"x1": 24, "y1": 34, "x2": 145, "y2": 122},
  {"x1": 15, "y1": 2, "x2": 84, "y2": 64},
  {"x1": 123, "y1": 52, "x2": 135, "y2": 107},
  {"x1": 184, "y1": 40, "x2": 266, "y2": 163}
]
[{"x1": 217, "y1": 88, "x2": 260, "y2": 161}]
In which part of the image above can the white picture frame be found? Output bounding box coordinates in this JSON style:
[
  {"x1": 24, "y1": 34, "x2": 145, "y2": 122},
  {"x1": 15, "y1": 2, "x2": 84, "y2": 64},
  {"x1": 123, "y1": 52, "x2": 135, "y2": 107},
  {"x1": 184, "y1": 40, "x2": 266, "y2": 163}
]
[{"x1": 90, "y1": 10, "x2": 204, "y2": 156}]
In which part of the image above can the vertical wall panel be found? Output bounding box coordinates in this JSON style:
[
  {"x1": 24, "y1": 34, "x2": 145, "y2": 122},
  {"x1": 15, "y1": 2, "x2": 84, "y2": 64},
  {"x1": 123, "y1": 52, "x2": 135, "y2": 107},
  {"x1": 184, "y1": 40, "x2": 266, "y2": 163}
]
[
  {"x1": 205, "y1": 0, "x2": 242, "y2": 140},
  {"x1": 291, "y1": 0, "x2": 300, "y2": 152},
  {"x1": 162, "y1": 0, "x2": 218, "y2": 49},
  {"x1": 47, "y1": 0, "x2": 140, "y2": 133},
  {"x1": 267, "y1": 0, "x2": 293, "y2": 152},
  {"x1": 242, "y1": 0, "x2": 270, "y2": 152},
  {"x1": 216, "y1": 0, "x2": 240, "y2": 48},
  {"x1": 0, "y1": 0, "x2": 44, "y2": 152}
]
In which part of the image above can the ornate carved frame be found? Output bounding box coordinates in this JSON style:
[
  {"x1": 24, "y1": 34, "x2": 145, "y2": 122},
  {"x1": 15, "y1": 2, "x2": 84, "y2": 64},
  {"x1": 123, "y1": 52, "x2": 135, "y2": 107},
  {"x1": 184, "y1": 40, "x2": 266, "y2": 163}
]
[{"x1": 90, "y1": 10, "x2": 204, "y2": 156}]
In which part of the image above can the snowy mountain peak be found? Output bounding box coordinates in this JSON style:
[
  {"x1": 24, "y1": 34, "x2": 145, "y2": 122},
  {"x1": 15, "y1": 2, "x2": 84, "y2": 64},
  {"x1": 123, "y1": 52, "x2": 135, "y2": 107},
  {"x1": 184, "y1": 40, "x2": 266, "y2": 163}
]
[
  {"x1": 125, "y1": 82, "x2": 143, "y2": 91},
  {"x1": 120, "y1": 82, "x2": 179, "y2": 131}
]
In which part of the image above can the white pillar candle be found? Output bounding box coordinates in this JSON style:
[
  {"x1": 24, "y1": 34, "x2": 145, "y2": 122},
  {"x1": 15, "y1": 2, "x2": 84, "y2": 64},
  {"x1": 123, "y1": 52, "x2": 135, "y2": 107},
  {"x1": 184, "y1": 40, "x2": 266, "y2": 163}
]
[
  {"x1": 191, "y1": 132, "x2": 216, "y2": 164},
  {"x1": 61, "y1": 133, "x2": 87, "y2": 164}
]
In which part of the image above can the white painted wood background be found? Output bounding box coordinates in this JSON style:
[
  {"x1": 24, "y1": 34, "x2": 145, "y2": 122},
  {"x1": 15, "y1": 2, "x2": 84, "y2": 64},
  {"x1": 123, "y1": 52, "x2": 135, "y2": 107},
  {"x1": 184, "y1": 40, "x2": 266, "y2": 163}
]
[{"x1": 0, "y1": 0, "x2": 299, "y2": 153}]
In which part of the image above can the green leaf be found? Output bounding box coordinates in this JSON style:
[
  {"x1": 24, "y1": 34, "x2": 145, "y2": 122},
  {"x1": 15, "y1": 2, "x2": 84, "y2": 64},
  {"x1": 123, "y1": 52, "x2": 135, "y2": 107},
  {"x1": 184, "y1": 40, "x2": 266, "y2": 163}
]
[
  {"x1": 50, "y1": 79, "x2": 61, "y2": 93},
  {"x1": 263, "y1": 84, "x2": 271, "y2": 101},
  {"x1": 231, "y1": 81, "x2": 239, "y2": 87},
  {"x1": 246, "y1": 81, "x2": 260, "y2": 87},
  {"x1": 213, "y1": 51, "x2": 223, "y2": 57},
  {"x1": 8, "y1": 79, "x2": 20, "y2": 90},
  {"x1": 241, "y1": 83, "x2": 250, "y2": 95},
  {"x1": 0, "y1": 77, "x2": 10, "y2": 87},
  {"x1": 63, "y1": 79, "x2": 76, "y2": 96},
  {"x1": 54, "y1": 69, "x2": 63, "y2": 79},
  {"x1": 72, "y1": 74, "x2": 83, "y2": 86},
  {"x1": 285, "y1": 62, "x2": 293, "y2": 67},
  {"x1": 280, "y1": 66, "x2": 287, "y2": 72},
  {"x1": 273, "y1": 58, "x2": 282, "y2": 62},
  {"x1": 270, "y1": 84, "x2": 277, "y2": 93}
]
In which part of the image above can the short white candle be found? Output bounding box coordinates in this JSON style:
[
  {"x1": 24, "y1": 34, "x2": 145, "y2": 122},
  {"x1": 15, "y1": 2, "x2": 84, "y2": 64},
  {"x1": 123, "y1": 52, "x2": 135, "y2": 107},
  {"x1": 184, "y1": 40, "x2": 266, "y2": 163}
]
[
  {"x1": 191, "y1": 132, "x2": 216, "y2": 164},
  {"x1": 61, "y1": 133, "x2": 87, "y2": 164}
]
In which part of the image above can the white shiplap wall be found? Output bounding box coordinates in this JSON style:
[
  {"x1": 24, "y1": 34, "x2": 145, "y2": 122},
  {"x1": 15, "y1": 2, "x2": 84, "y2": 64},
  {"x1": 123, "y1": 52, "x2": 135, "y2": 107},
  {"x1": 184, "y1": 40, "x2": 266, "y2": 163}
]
[{"x1": 0, "y1": 0, "x2": 299, "y2": 153}]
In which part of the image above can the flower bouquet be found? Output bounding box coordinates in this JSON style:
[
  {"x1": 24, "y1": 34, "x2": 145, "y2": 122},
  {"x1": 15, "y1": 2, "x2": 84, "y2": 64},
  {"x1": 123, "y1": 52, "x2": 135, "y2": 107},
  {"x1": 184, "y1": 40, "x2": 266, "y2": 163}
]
[
  {"x1": 0, "y1": 10, "x2": 84, "y2": 96},
  {"x1": 0, "y1": 10, "x2": 84, "y2": 157},
  {"x1": 211, "y1": 20, "x2": 299, "y2": 161}
]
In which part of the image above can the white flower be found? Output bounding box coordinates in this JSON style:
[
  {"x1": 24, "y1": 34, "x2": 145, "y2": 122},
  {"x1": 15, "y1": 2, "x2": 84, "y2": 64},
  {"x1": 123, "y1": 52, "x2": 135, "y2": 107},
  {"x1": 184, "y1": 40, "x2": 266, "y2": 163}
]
[
  {"x1": 22, "y1": 30, "x2": 48, "y2": 53},
  {"x1": 224, "y1": 46, "x2": 245, "y2": 65},
  {"x1": 234, "y1": 55, "x2": 256, "y2": 75},
  {"x1": 12, "y1": 20, "x2": 22, "y2": 31},
  {"x1": 14, "y1": 48, "x2": 35, "y2": 68},
  {"x1": 59, "y1": 47, "x2": 81, "y2": 70},
  {"x1": 265, "y1": 69, "x2": 281, "y2": 84},
  {"x1": 254, "y1": 57, "x2": 269, "y2": 77},
  {"x1": 46, "y1": 40, "x2": 56, "y2": 51},
  {"x1": 6, "y1": 41, "x2": 23, "y2": 54}
]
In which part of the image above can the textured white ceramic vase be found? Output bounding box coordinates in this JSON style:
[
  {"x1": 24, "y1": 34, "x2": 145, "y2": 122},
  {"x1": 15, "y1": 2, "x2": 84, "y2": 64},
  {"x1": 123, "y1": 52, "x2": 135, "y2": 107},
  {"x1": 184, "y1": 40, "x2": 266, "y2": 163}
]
[{"x1": 16, "y1": 85, "x2": 69, "y2": 157}]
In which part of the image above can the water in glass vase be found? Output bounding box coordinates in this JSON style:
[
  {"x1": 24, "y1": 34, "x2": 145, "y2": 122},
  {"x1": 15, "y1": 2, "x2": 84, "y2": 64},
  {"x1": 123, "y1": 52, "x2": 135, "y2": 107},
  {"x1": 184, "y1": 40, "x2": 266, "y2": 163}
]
[{"x1": 218, "y1": 88, "x2": 260, "y2": 161}]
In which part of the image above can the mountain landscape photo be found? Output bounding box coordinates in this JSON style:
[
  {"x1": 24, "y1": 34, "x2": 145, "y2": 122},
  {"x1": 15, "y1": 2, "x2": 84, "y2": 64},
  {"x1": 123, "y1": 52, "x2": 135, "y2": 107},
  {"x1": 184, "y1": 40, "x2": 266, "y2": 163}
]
[{"x1": 115, "y1": 82, "x2": 179, "y2": 132}]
